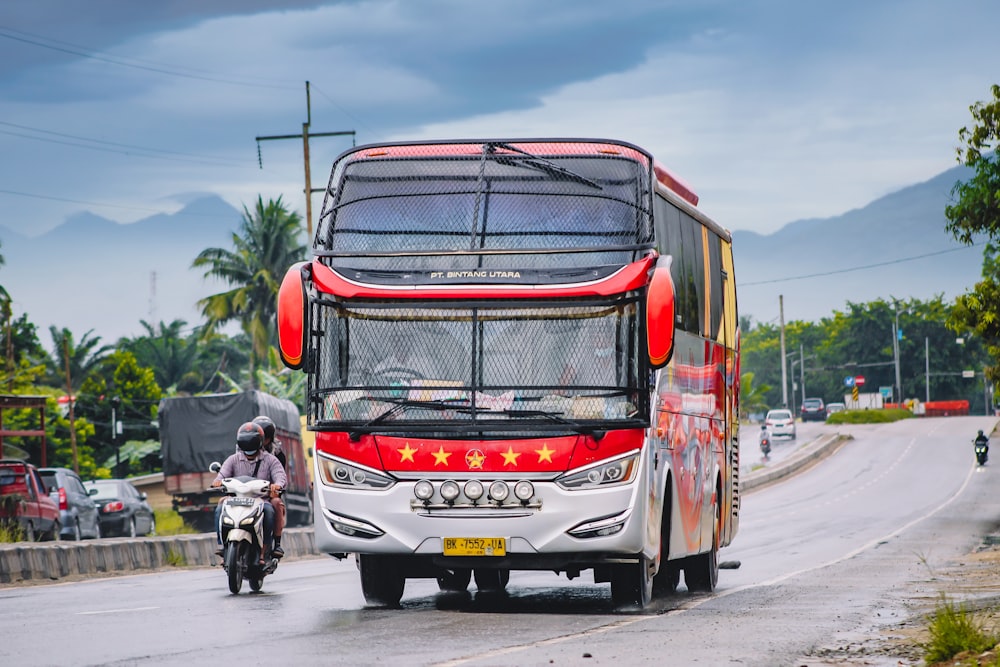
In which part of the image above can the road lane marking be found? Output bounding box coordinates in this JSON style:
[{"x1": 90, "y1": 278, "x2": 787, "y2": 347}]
[{"x1": 78, "y1": 606, "x2": 159, "y2": 615}]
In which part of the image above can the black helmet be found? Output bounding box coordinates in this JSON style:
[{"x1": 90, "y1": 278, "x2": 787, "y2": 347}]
[
  {"x1": 979, "y1": 430, "x2": 985, "y2": 436},
  {"x1": 253, "y1": 415, "x2": 276, "y2": 445},
  {"x1": 236, "y1": 422, "x2": 264, "y2": 455}
]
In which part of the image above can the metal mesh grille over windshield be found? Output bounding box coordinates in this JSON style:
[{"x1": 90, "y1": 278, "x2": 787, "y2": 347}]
[
  {"x1": 314, "y1": 140, "x2": 654, "y2": 271},
  {"x1": 307, "y1": 297, "x2": 645, "y2": 431}
]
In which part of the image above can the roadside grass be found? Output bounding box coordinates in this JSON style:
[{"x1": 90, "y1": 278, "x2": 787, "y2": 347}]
[
  {"x1": 923, "y1": 596, "x2": 1000, "y2": 665},
  {"x1": 153, "y1": 509, "x2": 199, "y2": 536},
  {"x1": 826, "y1": 408, "x2": 913, "y2": 425},
  {"x1": 164, "y1": 547, "x2": 187, "y2": 567},
  {"x1": 0, "y1": 521, "x2": 24, "y2": 543}
]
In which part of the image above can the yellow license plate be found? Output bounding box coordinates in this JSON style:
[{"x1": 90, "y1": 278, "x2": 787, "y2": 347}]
[{"x1": 442, "y1": 537, "x2": 506, "y2": 556}]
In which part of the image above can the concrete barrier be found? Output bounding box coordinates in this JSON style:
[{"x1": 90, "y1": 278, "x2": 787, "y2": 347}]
[
  {"x1": 0, "y1": 527, "x2": 317, "y2": 585},
  {"x1": 742, "y1": 432, "x2": 849, "y2": 491},
  {"x1": 0, "y1": 433, "x2": 849, "y2": 585}
]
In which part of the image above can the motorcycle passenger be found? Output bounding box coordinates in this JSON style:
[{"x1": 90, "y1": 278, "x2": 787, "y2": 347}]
[
  {"x1": 975, "y1": 429, "x2": 990, "y2": 458},
  {"x1": 252, "y1": 415, "x2": 287, "y2": 557},
  {"x1": 212, "y1": 422, "x2": 287, "y2": 559}
]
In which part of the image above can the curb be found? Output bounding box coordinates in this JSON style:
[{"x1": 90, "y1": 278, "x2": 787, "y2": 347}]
[
  {"x1": 0, "y1": 527, "x2": 318, "y2": 585},
  {"x1": 742, "y1": 432, "x2": 851, "y2": 491}
]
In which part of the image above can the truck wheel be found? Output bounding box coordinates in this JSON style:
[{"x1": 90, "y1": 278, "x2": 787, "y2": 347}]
[{"x1": 437, "y1": 568, "x2": 472, "y2": 592}]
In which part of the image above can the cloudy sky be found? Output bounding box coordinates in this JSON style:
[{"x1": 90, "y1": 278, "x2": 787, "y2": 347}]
[{"x1": 1, "y1": 0, "x2": 997, "y2": 243}]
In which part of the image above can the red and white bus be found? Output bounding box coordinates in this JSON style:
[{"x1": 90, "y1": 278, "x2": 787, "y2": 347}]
[{"x1": 277, "y1": 139, "x2": 740, "y2": 607}]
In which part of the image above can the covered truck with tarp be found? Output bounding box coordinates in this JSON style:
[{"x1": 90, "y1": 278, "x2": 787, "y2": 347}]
[{"x1": 159, "y1": 391, "x2": 312, "y2": 532}]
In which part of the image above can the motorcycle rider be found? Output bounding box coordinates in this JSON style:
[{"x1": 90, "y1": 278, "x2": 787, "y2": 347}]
[
  {"x1": 759, "y1": 424, "x2": 771, "y2": 456},
  {"x1": 251, "y1": 415, "x2": 287, "y2": 557},
  {"x1": 975, "y1": 429, "x2": 990, "y2": 459},
  {"x1": 212, "y1": 422, "x2": 287, "y2": 559}
]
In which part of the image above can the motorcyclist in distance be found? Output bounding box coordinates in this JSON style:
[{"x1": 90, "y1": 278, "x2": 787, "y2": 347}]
[
  {"x1": 252, "y1": 415, "x2": 287, "y2": 557},
  {"x1": 759, "y1": 424, "x2": 771, "y2": 456},
  {"x1": 212, "y1": 422, "x2": 287, "y2": 559},
  {"x1": 975, "y1": 429, "x2": 990, "y2": 458}
]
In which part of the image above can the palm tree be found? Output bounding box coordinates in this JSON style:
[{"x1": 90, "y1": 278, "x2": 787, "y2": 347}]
[
  {"x1": 123, "y1": 319, "x2": 202, "y2": 391},
  {"x1": 192, "y1": 196, "x2": 306, "y2": 382},
  {"x1": 740, "y1": 371, "x2": 772, "y2": 422},
  {"x1": 46, "y1": 326, "x2": 112, "y2": 390}
]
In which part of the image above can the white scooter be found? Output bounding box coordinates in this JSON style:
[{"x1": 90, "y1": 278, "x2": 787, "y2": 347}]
[{"x1": 210, "y1": 461, "x2": 279, "y2": 594}]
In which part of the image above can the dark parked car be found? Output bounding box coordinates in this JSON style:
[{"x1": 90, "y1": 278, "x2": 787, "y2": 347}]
[
  {"x1": 800, "y1": 397, "x2": 826, "y2": 422},
  {"x1": 84, "y1": 479, "x2": 156, "y2": 537},
  {"x1": 39, "y1": 467, "x2": 102, "y2": 540}
]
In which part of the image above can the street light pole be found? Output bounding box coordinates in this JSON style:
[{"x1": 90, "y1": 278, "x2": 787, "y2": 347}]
[{"x1": 892, "y1": 300, "x2": 903, "y2": 405}]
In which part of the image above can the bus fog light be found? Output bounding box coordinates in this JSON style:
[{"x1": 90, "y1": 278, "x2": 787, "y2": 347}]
[
  {"x1": 514, "y1": 480, "x2": 534, "y2": 501},
  {"x1": 489, "y1": 480, "x2": 510, "y2": 502},
  {"x1": 440, "y1": 480, "x2": 460, "y2": 502},
  {"x1": 414, "y1": 480, "x2": 434, "y2": 501},
  {"x1": 464, "y1": 480, "x2": 484, "y2": 501}
]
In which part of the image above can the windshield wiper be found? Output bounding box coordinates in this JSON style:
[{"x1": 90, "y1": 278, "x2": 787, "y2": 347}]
[
  {"x1": 349, "y1": 398, "x2": 473, "y2": 441},
  {"x1": 486, "y1": 142, "x2": 603, "y2": 191},
  {"x1": 501, "y1": 409, "x2": 606, "y2": 441}
]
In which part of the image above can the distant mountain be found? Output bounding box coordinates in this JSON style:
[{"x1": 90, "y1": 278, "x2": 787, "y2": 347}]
[
  {"x1": 0, "y1": 195, "x2": 244, "y2": 346},
  {"x1": 0, "y1": 169, "x2": 985, "y2": 350},
  {"x1": 733, "y1": 163, "x2": 983, "y2": 324}
]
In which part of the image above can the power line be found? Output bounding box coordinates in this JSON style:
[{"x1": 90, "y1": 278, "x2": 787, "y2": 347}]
[
  {"x1": 741, "y1": 243, "x2": 985, "y2": 286},
  {"x1": 0, "y1": 26, "x2": 298, "y2": 91},
  {"x1": 0, "y1": 121, "x2": 248, "y2": 166}
]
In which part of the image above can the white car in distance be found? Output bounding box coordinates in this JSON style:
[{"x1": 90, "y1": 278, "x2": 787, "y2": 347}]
[{"x1": 764, "y1": 408, "x2": 797, "y2": 440}]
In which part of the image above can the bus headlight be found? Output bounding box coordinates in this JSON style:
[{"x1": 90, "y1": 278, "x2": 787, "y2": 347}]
[
  {"x1": 556, "y1": 451, "x2": 640, "y2": 490},
  {"x1": 513, "y1": 480, "x2": 534, "y2": 502},
  {"x1": 318, "y1": 454, "x2": 395, "y2": 490}
]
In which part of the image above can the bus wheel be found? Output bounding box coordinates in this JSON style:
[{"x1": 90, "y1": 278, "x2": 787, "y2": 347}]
[
  {"x1": 437, "y1": 568, "x2": 472, "y2": 592},
  {"x1": 684, "y1": 500, "x2": 720, "y2": 593},
  {"x1": 473, "y1": 568, "x2": 509, "y2": 594},
  {"x1": 653, "y1": 560, "x2": 681, "y2": 595},
  {"x1": 610, "y1": 555, "x2": 654, "y2": 608},
  {"x1": 359, "y1": 554, "x2": 405, "y2": 607}
]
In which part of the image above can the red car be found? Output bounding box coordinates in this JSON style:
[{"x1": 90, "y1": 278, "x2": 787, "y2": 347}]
[{"x1": 0, "y1": 460, "x2": 61, "y2": 541}]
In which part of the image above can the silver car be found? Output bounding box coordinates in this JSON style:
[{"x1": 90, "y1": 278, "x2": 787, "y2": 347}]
[{"x1": 765, "y1": 409, "x2": 797, "y2": 439}]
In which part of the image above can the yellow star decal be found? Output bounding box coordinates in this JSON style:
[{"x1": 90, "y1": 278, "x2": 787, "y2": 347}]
[
  {"x1": 535, "y1": 443, "x2": 555, "y2": 463},
  {"x1": 398, "y1": 443, "x2": 417, "y2": 463},
  {"x1": 501, "y1": 446, "x2": 521, "y2": 467},
  {"x1": 432, "y1": 446, "x2": 451, "y2": 466}
]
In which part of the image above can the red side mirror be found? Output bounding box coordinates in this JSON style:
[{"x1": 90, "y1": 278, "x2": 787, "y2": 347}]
[
  {"x1": 277, "y1": 261, "x2": 310, "y2": 370},
  {"x1": 646, "y1": 258, "x2": 675, "y2": 369}
]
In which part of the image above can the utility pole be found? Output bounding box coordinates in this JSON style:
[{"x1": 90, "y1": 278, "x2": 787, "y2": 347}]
[
  {"x1": 255, "y1": 81, "x2": 356, "y2": 242},
  {"x1": 63, "y1": 336, "x2": 79, "y2": 474},
  {"x1": 779, "y1": 295, "x2": 788, "y2": 409}
]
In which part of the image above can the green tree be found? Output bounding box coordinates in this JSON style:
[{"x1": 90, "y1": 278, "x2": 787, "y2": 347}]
[
  {"x1": 78, "y1": 351, "x2": 163, "y2": 476},
  {"x1": 739, "y1": 372, "x2": 771, "y2": 419},
  {"x1": 122, "y1": 319, "x2": 202, "y2": 393},
  {"x1": 192, "y1": 195, "x2": 306, "y2": 383},
  {"x1": 945, "y1": 84, "x2": 1000, "y2": 386},
  {"x1": 45, "y1": 326, "x2": 112, "y2": 390}
]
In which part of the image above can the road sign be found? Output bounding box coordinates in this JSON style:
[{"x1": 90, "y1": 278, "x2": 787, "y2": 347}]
[
  {"x1": 962, "y1": 370, "x2": 976, "y2": 378},
  {"x1": 854, "y1": 375, "x2": 866, "y2": 386},
  {"x1": 844, "y1": 376, "x2": 855, "y2": 387},
  {"x1": 852, "y1": 386, "x2": 859, "y2": 401},
  {"x1": 879, "y1": 386, "x2": 893, "y2": 399}
]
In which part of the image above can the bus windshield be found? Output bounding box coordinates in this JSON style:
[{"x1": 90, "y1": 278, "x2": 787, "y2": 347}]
[
  {"x1": 309, "y1": 297, "x2": 646, "y2": 434},
  {"x1": 315, "y1": 141, "x2": 654, "y2": 271}
]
